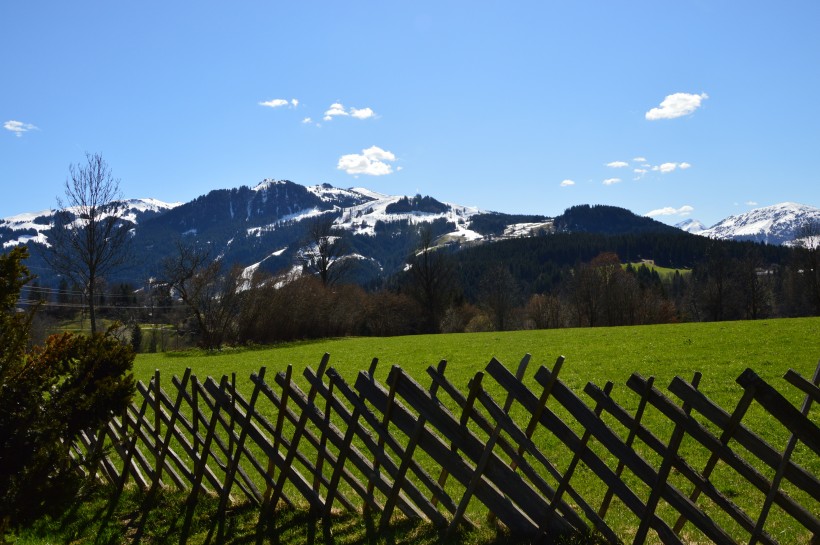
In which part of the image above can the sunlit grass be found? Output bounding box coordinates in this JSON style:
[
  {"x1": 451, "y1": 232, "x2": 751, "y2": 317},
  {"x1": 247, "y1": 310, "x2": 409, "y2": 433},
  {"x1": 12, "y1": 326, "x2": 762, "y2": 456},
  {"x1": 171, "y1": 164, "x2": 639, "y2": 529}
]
[{"x1": 22, "y1": 317, "x2": 816, "y2": 543}]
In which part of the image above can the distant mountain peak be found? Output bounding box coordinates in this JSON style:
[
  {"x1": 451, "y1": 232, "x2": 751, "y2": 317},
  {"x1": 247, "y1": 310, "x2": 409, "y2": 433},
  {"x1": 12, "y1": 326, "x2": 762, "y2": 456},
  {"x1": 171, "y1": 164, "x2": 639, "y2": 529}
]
[
  {"x1": 699, "y1": 202, "x2": 820, "y2": 245},
  {"x1": 675, "y1": 218, "x2": 707, "y2": 234},
  {"x1": 252, "y1": 179, "x2": 290, "y2": 191}
]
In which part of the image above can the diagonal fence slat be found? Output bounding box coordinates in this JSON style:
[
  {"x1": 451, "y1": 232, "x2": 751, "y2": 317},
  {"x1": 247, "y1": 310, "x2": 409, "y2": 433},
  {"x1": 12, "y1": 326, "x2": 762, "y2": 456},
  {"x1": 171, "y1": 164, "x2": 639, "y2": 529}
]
[
  {"x1": 73, "y1": 357, "x2": 820, "y2": 545},
  {"x1": 326, "y1": 366, "x2": 452, "y2": 521},
  {"x1": 636, "y1": 373, "x2": 820, "y2": 537},
  {"x1": 356, "y1": 365, "x2": 538, "y2": 534},
  {"x1": 667, "y1": 376, "x2": 820, "y2": 500},
  {"x1": 584, "y1": 378, "x2": 776, "y2": 544}
]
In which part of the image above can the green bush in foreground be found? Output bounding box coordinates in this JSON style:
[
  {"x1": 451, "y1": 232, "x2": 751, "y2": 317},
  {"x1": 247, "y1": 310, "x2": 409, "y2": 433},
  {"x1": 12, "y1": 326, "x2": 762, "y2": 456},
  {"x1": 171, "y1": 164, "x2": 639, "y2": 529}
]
[{"x1": 0, "y1": 248, "x2": 135, "y2": 538}]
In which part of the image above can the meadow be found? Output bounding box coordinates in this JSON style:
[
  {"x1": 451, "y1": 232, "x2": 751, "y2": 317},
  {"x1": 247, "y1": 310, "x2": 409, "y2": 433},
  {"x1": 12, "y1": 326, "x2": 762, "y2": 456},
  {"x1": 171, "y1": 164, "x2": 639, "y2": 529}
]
[
  {"x1": 134, "y1": 317, "x2": 819, "y2": 409},
  {"x1": 16, "y1": 317, "x2": 820, "y2": 544}
]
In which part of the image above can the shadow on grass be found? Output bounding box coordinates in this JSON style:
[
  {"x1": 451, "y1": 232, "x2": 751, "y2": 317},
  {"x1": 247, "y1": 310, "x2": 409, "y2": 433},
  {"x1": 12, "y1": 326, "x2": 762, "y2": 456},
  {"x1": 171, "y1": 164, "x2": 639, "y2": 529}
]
[{"x1": 15, "y1": 485, "x2": 601, "y2": 545}]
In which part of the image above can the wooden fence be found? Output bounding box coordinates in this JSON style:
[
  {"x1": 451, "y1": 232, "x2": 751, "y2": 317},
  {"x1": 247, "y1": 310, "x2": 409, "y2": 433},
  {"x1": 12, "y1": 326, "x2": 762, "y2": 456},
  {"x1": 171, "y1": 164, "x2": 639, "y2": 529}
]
[{"x1": 72, "y1": 355, "x2": 820, "y2": 544}]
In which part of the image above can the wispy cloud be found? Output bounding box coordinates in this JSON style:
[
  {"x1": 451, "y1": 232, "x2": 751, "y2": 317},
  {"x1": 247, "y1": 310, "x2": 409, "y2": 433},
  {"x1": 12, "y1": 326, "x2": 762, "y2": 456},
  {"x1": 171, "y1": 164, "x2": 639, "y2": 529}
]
[
  {"x1": 606, "y1": 161, "x2": 629, "y2": 168},
  {"x1": 560, "y1": 179, "x2": 575, "y2": 187},
  {"x1": 337, "y1": 145, "x2": 397, "y2": 176},
  {"x1": 603, "y1": 178, "x2": 622, "y2": 186},
  {"x1": 631, "y1": 161, "x2": 692, "y2": 179},
  {"x1": 645, "y1": 205, "x2": 694, "y2": 217},
  {"x1": 324, "y1": 102, "x2": 377, "y2": 121},
  {"x1": 645, "y1": 92, "x2": 708, "y2": 120},
  {"x1": 745, "y1": 200, "x2": 759, "y2": 206},
  {"x1": 633, "y1": 156, "x2": 647, "y2": 163},
  {"x1": 259, "y1": 98, "x2": 299, "y2": 108},
  {"x1": 4, "y1": 120, "x2": 38, "y2": 137}
]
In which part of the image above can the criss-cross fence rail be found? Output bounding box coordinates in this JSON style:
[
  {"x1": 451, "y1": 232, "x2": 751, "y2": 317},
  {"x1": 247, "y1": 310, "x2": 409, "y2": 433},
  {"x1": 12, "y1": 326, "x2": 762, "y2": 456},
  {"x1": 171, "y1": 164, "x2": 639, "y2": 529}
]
[{"x1": 72, "y1": 355, "x2": 820, "y2": 544}]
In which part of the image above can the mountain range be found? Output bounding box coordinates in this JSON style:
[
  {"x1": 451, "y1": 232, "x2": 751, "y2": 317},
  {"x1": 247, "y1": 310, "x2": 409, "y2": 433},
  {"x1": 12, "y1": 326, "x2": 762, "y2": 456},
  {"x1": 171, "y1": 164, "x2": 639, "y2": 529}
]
[
  {"x1": 2, "y1": 179, "x2": 818, "y2": 287},
  {"x1": 679, "y1": 202, "x2": 820, "y2": 246}
]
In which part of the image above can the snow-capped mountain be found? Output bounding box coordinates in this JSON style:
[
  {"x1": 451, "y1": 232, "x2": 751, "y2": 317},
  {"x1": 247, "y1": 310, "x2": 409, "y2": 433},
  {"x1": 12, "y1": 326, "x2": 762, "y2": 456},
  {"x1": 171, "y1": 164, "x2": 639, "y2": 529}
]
[
  {"x1": 2, "y1": 179, "x2": 547, "y2": 286},
  {"x1": 0, "y1": 198, "x2": 181, "y2": 250},
  {"x1": 675, "y1": 218, "x2": 707, "y2": 234},
  {"x1": 4, "y1": 178, "x2": 811, "y2": 288},
  {"x1": 698, "y1": 202, "x2": 820, "y2": 245}
]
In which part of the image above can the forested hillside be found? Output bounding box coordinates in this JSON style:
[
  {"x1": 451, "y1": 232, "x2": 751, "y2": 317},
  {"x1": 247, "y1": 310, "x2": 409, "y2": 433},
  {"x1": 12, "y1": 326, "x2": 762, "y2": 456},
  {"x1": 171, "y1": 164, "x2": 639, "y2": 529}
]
[{"x1": 6, "y1": 182, "x2": 819, "y2": 350}]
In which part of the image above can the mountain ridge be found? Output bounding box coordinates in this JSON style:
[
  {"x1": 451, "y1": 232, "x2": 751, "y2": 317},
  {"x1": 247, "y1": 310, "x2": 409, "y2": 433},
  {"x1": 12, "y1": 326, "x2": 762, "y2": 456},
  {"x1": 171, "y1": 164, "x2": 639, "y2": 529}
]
[
  {"x1": 697, "y1": 202, "x2": 820, "y2": 245},
  {"x1": 2, "y1": 179, "x2": 817, "y2": 287}
]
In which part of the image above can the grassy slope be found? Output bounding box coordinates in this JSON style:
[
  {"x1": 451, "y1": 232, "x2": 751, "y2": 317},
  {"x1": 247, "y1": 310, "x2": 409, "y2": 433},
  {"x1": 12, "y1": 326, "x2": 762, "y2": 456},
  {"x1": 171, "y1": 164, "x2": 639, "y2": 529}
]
[
  {"x1": 135, "y1": 318, "x2": 819, "y2": 541},
  {"x1": 18, "y1": 318, "x2": 816, "y2": 544},
  {"x1": 135, "y1": 317, "x2": 820, "y2": 408}
]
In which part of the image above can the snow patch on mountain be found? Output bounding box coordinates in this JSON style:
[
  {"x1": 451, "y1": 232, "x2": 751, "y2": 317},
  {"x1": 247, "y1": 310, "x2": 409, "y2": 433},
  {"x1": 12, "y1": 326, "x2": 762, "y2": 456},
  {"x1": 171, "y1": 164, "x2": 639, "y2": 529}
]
[
  {"x1": 699, "y1": 202, "x2": 820, "y2": 245},
  {"x1": 333, "y1": 192, "x2": 483, "y2": 237},
  {"x1": 503, "y1": 221, "x2": 554, "y2": 238},
  {"x1": 2, "y1": 210, "x2": 52, "y2": 229},
  {"x1": 349, "y1": 187, "x2": 389, "y2": 200},
  {"x1": 120, "y1": 198, "x2": 182, "y2": 223},
  {"x1": 306, "y1": 184, "x2": 374, "y2": 205}
]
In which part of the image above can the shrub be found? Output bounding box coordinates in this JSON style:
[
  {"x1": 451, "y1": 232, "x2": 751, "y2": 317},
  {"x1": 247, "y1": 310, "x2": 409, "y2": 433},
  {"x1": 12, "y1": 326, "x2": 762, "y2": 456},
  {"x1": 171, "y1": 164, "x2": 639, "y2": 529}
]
[{"x1": 0, "y1": 248, "x2": 135, "y2": 535}]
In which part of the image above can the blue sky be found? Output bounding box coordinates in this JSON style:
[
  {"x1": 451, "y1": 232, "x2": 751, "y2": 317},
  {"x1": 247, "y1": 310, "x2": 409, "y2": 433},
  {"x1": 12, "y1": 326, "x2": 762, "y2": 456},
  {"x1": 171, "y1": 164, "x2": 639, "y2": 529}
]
[{"x1": 2, "y1": 1, "x2": 819, "y2": 226}]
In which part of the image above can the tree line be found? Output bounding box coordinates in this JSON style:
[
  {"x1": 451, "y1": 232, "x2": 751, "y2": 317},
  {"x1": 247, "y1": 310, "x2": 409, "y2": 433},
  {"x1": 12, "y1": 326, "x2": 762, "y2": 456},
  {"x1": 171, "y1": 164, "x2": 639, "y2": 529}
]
[
  {"x1": 18, "y1": 153, "x2": 820, "y2": 350},
  {"x1": 31, "y1": 217, "x2": 815, "y2": 352}
]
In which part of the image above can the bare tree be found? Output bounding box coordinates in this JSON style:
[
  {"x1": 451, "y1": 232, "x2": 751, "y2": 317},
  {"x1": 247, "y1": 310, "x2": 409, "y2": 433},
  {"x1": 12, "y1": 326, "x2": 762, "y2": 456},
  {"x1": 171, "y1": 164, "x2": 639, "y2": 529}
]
[
  {"x1": 160, "y1": 241, "x2": 242, "y2": 349},
  {"x1": 298, "y1": 215, "x2": 349, "y2": 287},
  {"x1": 45, "y1": 153, "x2": 130, "y2": 334}
]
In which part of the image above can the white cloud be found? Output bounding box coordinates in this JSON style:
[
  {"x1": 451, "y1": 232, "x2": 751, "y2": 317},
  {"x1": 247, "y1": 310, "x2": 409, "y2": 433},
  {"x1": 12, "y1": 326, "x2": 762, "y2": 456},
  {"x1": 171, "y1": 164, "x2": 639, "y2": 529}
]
[
  {"x1": 745, "y1": 200, "x2": 758, "y2": 206},
  {"x1": 324, "y1": 102, "x2": 348, "y2": 121},
  {"x1": 603, "y1": 178, "x2": 622, "y2": 186},
  {"x1": 4, "y1": 120, "x2": 38, "y2": 137},
  {"x1": 648, "y1": 162, "x2": 692, "y2": 173},
  {"x1": 645, "y1": 205, "x2": 695, "y2": 217},
  {"x1": 633, "y1": 168, "x2": 648, "y2": 175},
  {"x1": 350, "y1": 107, "x2": 375, "y2": 119},
  {"x1": 633, "y1": 156, "x2": 647, "y2": 163},
  {"x1": 645, "y1": 92, "x2": 708, "y2": 120},
  {"x1": 291, "y1": 99, "x2": 299, "y2": 107},
  {"x1": 606, "y1": 161, "x2": 629, "y2": 168},
  {"x1": 302, "y1": 117, "x2": 313, "y2": 124},
  {"x1": 560, "y1": 179, "x2": 575, "y2": 187},
  {"x1": 259, "y1": 98, "x2": 295, "y2": 108},
  {"x1": 337, "y1": 145, "x2": 397, "y2": 176},
  {"x1": 655, "y1": 162, "x2": 678, "y2": 173},
  {"x1": 324, "y1": 102, "x2": 377, "y2": 121}
]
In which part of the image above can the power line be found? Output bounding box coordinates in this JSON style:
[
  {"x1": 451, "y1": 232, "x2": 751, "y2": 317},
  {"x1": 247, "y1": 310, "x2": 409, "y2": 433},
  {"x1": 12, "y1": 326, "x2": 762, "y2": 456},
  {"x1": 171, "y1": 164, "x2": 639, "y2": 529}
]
[{"x1": 16, "y1": 299, "x2": 178, "y2": 310}]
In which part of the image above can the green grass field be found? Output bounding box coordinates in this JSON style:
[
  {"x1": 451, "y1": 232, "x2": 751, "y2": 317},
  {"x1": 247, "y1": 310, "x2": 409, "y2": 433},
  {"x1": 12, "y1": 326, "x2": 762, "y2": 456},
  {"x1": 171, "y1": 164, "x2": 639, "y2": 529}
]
[
  {"x1": 132, "y1": 318, "x2": 819, "y2": 540},
  {"x1": 15, "y1": 318, "x2": 820, "y2": 544},
  {"x1": 135, "y1": 317, "x2": 819, "y2": 408},
  {"x1": 622, "y1": 261, "x2": 690, "y2": 278}
]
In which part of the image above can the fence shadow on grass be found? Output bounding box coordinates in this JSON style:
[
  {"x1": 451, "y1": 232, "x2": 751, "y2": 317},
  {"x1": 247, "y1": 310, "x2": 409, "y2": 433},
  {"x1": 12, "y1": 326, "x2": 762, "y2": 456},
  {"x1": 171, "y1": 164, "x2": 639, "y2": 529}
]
[{"x1": 70, "y1": 354, "x2": 820, "y2": 545}]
